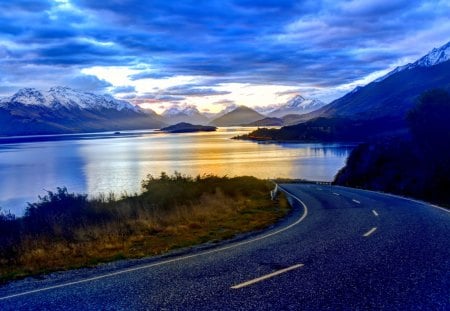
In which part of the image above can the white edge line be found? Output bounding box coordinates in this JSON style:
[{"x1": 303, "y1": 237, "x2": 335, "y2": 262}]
[
  {"x1": 335, "y1": 186, "x2": 450, "y2": 214},
  {"x1": 352, "y1": 199, "x2": 361, "y2": 204},
  {"x1": 0, "y1": 185, "x2": 308, "y2": 301},
  {"x1": 332, "y1": 192, "x2": 340, "y2": 196},
  {"x1": 372, "y1": 210, "x2": 379, "y2": 217},
  {"x1": 231, "y1": 264, "x2": 304, "y2": 289},
  {"x1": 363, "y1": 227, "x2": 377, "y2": 237}
]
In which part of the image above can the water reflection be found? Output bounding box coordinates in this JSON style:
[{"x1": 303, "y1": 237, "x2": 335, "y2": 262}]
[{"x1": 0, "y1": 128, "x2": 354, "y2": 215}]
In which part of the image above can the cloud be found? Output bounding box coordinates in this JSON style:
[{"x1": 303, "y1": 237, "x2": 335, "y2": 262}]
[
  {"x1": 65, "y1": 74, "x2": 112, "y2": 92},
  {"x1": 1, "y1": 0, "x2": 449, "y2": 102},
  {"x1": 212, "y1": 99, "x2": 236, "y2": 106},
  {"x1": 162, "y1": 85, "x2": 231, "y2": 97}
]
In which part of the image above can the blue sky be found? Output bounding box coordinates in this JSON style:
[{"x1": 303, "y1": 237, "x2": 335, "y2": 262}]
[{"x1": 1, "y1": 0, "x2": 449, "y2": 112}]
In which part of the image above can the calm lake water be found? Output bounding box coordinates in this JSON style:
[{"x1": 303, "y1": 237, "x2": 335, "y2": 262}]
[{"x1": 0, "y1": 127, "x2": 354, "y2": 215}]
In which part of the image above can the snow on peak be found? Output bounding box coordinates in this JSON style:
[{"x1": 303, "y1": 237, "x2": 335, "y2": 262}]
[
  {"x1": 375, "y1": 41, "x2": 450, "y2": 83},
  {"x1": 415, "y1": 41, "x2": 450, "y2": 67},
  {"x1": 265, "y1": 95, "x2": 325, "y2": 117},
  {"x1": 1, "y1": 87, "x2": 141, "y2": 112},
  {"x1": 284, "y1": 95, "x2": 324, "y2": 109},
  {"x1": 162, "y1": 105, "x2": 201, "y2": 117}
]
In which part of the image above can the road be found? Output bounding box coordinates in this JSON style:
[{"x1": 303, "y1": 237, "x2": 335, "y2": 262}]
[{"x1": 1, "y1": 184, "x2": 449, "y2": 310}]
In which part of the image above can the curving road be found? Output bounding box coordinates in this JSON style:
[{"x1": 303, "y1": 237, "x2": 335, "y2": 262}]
[{"x1": 1, "y1": 184, "x2": 449, "y2": 310}]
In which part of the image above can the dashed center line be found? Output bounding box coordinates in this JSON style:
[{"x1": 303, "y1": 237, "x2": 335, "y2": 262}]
[
  {"x1": 363, "y1": 227, "x2": 377, "y2": 237},
  {"x1": 372, "y1": 210, "x2": 379, "y2": 217},
  {"x1": 352, "y1": 199, "x2": 361, "y2": 204},
  {"x1": 332, "y1": 192, "x2": 340, "y2": 196},
  {"x1": 231, "y1": 264, "x2": 304, "y2": 289}
]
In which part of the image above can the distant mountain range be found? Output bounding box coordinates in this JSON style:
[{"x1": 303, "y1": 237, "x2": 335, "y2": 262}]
[
  {"x1": 5, "y1": 41, "x2": 447, "y2": 137},
  {"x1": 0, "y1": 87, "x2": 165, "y2": 136},
  {"x1": 162, "y1": 105, "x2": 210, "y2": 125},
  {"x1": 0, "y1": 87, "x2": 326, "y2": 136},
  {"x1": 238, "y1": 41, "x2": 450, "y2": 142}
]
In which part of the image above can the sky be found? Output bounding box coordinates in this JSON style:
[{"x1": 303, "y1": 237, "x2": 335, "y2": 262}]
[{"x1": 1, "y1": 0, "x2": 449, "y2": 113}]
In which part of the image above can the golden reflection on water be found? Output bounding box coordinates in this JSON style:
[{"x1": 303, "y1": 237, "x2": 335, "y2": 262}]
[
  {"x1": 79, "y1": 128, "x2": 353, "y2": 197},
  {"x1": 0, "y1": 127, "x2": 354, "y2": 214}
]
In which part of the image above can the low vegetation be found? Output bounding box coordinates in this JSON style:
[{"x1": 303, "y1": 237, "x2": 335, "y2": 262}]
[
  {"x1": 0, "y1": 173, "x2": 289, "y2": 283},
  {"x1": 335, "y1": 89, "x2": 450, "y2": 207}
]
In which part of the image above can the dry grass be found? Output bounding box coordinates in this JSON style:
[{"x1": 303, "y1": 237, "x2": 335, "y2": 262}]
[{"x1": 0, "y1": 174, "x2": 289, "y2": 282}]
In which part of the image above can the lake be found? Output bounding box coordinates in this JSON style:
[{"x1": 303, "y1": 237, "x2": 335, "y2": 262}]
[{"x1": 0, "y1": 127, "x2": 354, "y2": 215}]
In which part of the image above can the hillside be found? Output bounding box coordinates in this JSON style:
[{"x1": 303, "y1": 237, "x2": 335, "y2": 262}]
[{"x1": 334, "y1": 89, "x2": 450, "y2": 207}]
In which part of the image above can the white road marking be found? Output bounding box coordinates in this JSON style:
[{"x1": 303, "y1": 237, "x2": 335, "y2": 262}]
[
  {"x1": 335, "y1": 185, "x2": 450, "y2": 214},
  {"x1": 333, "y1": 192, "x2": 340, "y2": 196},
  {"x1": 0, "y1": 185, "x2": 309, "y2": 301},
  {"x1": 372, "y1": 210, "x2": 379, "y2": 217},
  {"x1": 231, "y1": 264, "x2": 304, "y2": 289},
  {"x1": 363, "y1": 227, "x2": 377, "y2": 237},
  {"x1": 352, "y1": 199, "x2": 361, "y2": 204},
  {"x1": 317, "y1": 188, "x2": 323, "y2": 191}
]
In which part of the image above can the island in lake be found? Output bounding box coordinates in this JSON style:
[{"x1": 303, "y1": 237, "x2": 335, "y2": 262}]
[{"x1": 160, "y1": 122, "x2": 217, "y2": 133}]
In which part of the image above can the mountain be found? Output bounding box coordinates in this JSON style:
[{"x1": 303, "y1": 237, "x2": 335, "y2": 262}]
[
  {"x1": 162, "y1": 105, "x2": 209, "y2": 125},
  {"x1": 268, "y1": 95, "x2": 326, "y2": 118},
  {"x1": 0, "y1": 87, "x2": 165, "y2": 136},
  {"x1": 209, "y1": 106, "x2": 266, "y2": 126},
  {"x1": 300, "y1": 41, "x2": 450, "y2": 121}
]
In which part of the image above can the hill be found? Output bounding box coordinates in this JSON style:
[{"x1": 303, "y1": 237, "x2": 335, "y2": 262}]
[
  {"x1": 210, "y1": 106, "x2": 265, "y2": 126},
  {"x1": 160, "y1": 122, "x2": 216, "y2": 133}
]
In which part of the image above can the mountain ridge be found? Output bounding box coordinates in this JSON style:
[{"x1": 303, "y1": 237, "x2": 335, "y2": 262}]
[{"x1": 0, "y1": 87, "x2": 165, "y2": 136}]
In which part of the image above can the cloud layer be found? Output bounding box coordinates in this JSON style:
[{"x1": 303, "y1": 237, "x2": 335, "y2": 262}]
[{"x1": 1, "y1": 0, "x2": 449, "y2": 109}]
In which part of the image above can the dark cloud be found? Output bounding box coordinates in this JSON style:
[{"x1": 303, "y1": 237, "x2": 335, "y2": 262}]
[
  {"x1": 1, "y1": 0, "x2": 449, "y2": 96},
  {"x1": 66, "y1": 75, "x2": 112, "y2": 92},
  {"x1": 163, "y1": 85, "x2": 231, "y2": 97}
]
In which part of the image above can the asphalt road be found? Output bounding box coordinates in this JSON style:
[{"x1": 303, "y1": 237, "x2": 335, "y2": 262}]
[{"x1": 1, "y1": 184, "x2": 449, "y2": 310}]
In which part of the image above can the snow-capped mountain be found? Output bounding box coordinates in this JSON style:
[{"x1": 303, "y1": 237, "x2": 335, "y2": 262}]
[
  {"x1": 162, "y1": 105, "x2": 201, "y2": 117},
  {"x1": 375, "y1": 41, "x2": 450, "y2": 83},
  {"x1": 0, "y1": 87, "x2": 165, "y2": 136},
  {"x1": 0, "y1": 86, "x2": 141, "y2": 112},
  {"x1": 268, "y1": 95, "x2": 325, "y2": 118},
  {"x1": 162, "y1": 105, "x2": 209, "y2": 125}
]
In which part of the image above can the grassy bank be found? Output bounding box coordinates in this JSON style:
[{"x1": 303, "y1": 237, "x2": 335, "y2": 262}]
[{"x1": 0, "y1": 173, "x2": 289, "y2": 283}]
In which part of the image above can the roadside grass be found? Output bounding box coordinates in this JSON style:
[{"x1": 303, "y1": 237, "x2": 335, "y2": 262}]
[{"x1": 0, "y1": 173, "x2": 289, "y2": 283}]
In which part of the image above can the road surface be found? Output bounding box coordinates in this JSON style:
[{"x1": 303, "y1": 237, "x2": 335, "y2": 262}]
[{"x1": 1, "y1": 184, "x2": 449, "y2": 310}]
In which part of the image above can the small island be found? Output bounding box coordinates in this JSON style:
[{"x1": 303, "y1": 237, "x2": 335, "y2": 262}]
[{"x1": 160, "y1": 122, "x2": 217, "y2": 133}]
